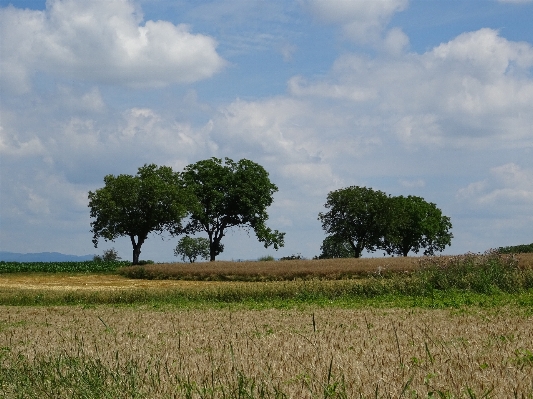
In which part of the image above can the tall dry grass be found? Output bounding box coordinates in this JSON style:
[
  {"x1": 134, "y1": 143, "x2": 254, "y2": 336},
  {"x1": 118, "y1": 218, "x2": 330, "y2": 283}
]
[
  {"x1": 1, "y1": 306, "x2": 532, "y2": 398},
  {"x1": 118, "y1": 253, "x2": 533, "y2": 282},
  {"x1": 120, "y1": 256, "x2": 421, "y2": 281}
]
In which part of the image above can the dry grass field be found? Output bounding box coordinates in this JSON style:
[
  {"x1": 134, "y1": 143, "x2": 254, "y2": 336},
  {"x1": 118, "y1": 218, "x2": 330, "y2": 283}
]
[
  {"x1": 1, "y1": 306, "x2": 532, "y2": 398},
  {"x1": 119, "y1": 256, "x2": 424, "y2": 281},
  {"x1": 119, "y1": 253, "x2": 533, "y2": 281}
]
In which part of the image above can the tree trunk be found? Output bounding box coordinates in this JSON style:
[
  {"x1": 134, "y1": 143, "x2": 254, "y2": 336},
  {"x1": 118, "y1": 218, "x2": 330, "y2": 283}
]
[
  {"x1": 130, "y1": 235, "x2": 145, "y2": 265},
  {"x1": 133, "y1": 246, "x2": 141, "y2": 265},
  {"x1": 209, "y1": 237, "x2": 221, "y2": 262},
  {"x1": 208, "y1": 230, "x2": 224, "y2": 261},
  {"x1": 350, "y1": 240, "x2": 363, "y2": 258},
  {"x1": 208, "y1": 231, "x2": 215, "y2": 262}
]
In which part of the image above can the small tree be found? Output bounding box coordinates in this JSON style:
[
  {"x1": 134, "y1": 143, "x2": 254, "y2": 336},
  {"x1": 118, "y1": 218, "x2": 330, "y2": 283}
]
[
  {"x1": 93, "y1": 247, "x2": 121, "y2": 262},
  {"x1": 89, "y1": 164, "x2": 189, "y2": 264},
  {"x1": 318, "y1": 235, "x2": 353, "y2": 259},
  {"x1": 382, "y1": 195, "x2": 453, "y2": 256},
  {"x1": 180, "y1": 157, "x2": 285, "y2": 261},
  {"x1": 318, "y1": 186, "x2": 390, "y2": 258},
  {"x1": 174, "y1": 236, "x2": 210, "y2": 263}
]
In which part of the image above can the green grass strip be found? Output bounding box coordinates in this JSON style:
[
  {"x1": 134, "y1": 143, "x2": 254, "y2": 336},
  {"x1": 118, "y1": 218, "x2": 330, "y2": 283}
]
[{"x1": 1, "y1": 284, "x2": 533, "y2": 310}]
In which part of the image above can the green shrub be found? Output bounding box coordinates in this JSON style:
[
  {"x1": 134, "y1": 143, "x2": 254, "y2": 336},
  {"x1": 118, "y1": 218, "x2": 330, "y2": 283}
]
[
  {"x1": 93, "y1": 247, "x2": 122, "y2": 262},
  {"x1": 117, "y1": 266, "x2": 149, "y2": 279},
  {"x1": 257, "y1": 255, "x2": 275, "y2": 261},
  {"x1": 280, "y1": 253, "x2": 304, "y2": 260},
  {"x1": 498, "y1": 243, "x2": 533, "y2": 254},
  {"x1": 416, "y1": 251, "x2": 530, "y2": 294}
]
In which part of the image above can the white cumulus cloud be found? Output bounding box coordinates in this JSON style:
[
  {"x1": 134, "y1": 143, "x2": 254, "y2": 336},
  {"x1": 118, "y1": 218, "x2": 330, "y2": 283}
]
[
  {"x1": 287, "y1": 28, "x2": 533, "y2": 149},
  {"x1": 0, "y1": 0, "x2": 226, "y2": 93},
  {"x1": 457, "y1": 163, "x2": 533, "y2": 209},
  {"x1": 302, "y1": 0, "x2": 408, "y2": 44}
]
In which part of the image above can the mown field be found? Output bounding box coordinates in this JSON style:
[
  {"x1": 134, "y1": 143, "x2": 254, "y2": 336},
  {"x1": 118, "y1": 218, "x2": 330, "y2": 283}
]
[{"x1": 1, "y1": 252, "x2": 533, "y2": 397}]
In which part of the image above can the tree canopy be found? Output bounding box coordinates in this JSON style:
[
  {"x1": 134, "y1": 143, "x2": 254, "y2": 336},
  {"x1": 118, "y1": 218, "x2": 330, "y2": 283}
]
[
  {"x1": 318, "y1": 186, "x2": 390, "y2": 258},
  {"x1": 174, "y1": 236, "x2": 210, "y2": 263},
  {"x1": 317, "y1": 235, "x2": 353, "y2": 259},
  {"x1": 88, "y1": 164, "x2": 188, "y2": 264},
  {"x1": 180, "y1": 157, "x2": 285, "y2": 261},
  {"x1": 382, "y1": 195, "x2": 453, "y2": 257},
  {"x1": 318, "y1": 187, "x2": 452, "y2": 258}
]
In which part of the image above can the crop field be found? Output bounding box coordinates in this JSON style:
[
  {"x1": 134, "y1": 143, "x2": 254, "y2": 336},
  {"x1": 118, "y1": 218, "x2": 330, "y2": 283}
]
[
  {"x1": 1, "y1": 306, "x2": 533, "y2": 398},
  {"x1": 0, "y1": 260, "x2": 129, "y2": 274},
  {"x1": 119, "y1": 256, "x2": 423, "y2": 281},
  {"x1": 119, "y1": 253, "x2": 533, "y2": 281},
  {"x1": 1, "y1": 252, "x2": 533, "y2": 397}
]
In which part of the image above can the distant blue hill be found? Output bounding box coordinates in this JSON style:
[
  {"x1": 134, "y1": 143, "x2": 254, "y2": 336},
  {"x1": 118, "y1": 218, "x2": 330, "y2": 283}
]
[{"x1": 0, "y1": 251, "x2": 94, "y2": 262}]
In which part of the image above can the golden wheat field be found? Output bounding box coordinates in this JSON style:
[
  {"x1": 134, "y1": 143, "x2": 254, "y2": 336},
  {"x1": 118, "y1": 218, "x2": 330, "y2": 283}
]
[
  {"x1": 2, "y1": 305, "x2": 532, "y2": 397},
  {"x1": 2, "y1": 253, "x2": 533, "y2": 397}
]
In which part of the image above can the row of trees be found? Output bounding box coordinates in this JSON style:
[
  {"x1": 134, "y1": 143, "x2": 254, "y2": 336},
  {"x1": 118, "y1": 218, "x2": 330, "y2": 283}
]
[
  {"x1": 318, "y1": 186, "x2": 453, "y2": 258},
  {"x1": 88, "y1": 158, "x2": 285, "y2": 264},
  {"x1": 89, "y1": 159, "x2": 452, "y2": 264}
]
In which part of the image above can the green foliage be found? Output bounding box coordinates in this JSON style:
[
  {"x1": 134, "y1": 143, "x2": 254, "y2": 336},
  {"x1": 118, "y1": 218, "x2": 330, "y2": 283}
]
[
  {"x1": 88, "y1": 164, "x2": 189, "y2": 264},
  {"x1": 3, "y1": 271, "x2": 533, "y2": 308},
  {"x1": 93, "y1": 248, "x2": 121, "y2": 262},
  {"x1": 383, "y1": 195, "x2": 453, "y2": 257},
  {"x1": 498, "y1": 243, "x2": 533, "y2": 254},
  {"x1": 279, "y1": 254, "x2": 304, "y2": 260},
  {"x1": 257, "y1": 255, "x2": 275, "y2": 261},
  {"x1": 317, "y1": 236, "x2": 353, "y2": 259},
  {"x1": 512, "y1": 348, "x2": 533, "y2": 367},
  {"x1": 318, "y1": 187, "x2": 453, "y2": 258},
  {"x1": 318, "y1": 186, "x2": 390, "y2": 258},
  {"x1": 181, "y1": 157, "x2": 285, "y2": 261},
  {"x1": 417, "y1": 252, "x2": 526, "y2": 294},
  {"x1": 0, "y1": 348, "x2": 345, "y2": 399},
  {"x1": 0, "y1": 261, "x2": 128, "y2": 274},
  {"x1": 174, "y1": 236, "x2": 210, "y2": 263}
]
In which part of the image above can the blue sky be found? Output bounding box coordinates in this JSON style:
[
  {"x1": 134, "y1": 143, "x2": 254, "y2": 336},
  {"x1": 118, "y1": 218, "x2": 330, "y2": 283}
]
[{"x1": 1, "y1": 0, "x2": 532, "y2": 262}]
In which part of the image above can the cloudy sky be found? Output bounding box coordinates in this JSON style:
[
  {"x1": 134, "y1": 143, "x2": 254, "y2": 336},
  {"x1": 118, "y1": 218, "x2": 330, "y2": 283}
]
[{"x1": 1, "y1": 0, "x2": 532, "y2": 262}]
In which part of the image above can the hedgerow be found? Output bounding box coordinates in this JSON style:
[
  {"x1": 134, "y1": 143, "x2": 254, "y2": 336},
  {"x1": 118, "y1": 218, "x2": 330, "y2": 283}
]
[{"x1": 498, "y1": 243, "x2": 533, "y2": 254}]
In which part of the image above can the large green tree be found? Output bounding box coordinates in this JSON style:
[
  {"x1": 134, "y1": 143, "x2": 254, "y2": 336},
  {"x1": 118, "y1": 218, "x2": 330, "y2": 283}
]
[
  {"x1": 88, "y1": 164, "x2": 188, "y2": 264},
  {"x1": 318, "y1": 186, "x2": 390, "y2": 258},
  {"x1": 180, "y1": 157, "x2": 285, "y2": 261},
  {"x1": 382, "y1": 195, "x2": 453, "y2": 257}
]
